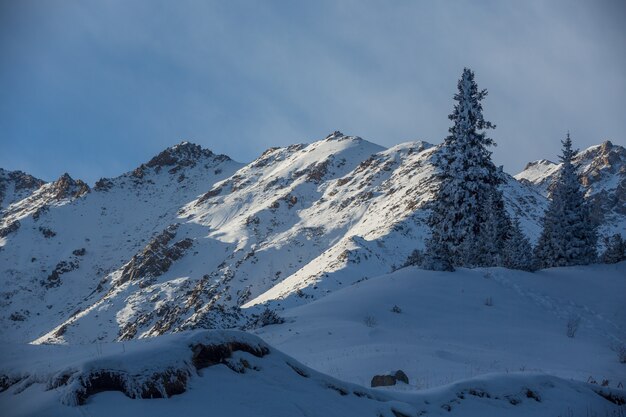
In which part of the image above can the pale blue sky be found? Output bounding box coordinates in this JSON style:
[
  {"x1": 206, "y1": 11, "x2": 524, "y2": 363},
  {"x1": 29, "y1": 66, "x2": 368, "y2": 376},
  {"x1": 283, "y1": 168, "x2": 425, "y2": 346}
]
[{"x1": 1, "y1": 0, "x2": 624, "y2": 184}]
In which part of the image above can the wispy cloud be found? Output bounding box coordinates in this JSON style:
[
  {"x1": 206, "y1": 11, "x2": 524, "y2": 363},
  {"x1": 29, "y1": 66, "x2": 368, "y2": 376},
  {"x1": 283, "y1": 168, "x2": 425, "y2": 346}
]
[{"x1": 0, "y1": 0, "x2": 624, "y2": 183}]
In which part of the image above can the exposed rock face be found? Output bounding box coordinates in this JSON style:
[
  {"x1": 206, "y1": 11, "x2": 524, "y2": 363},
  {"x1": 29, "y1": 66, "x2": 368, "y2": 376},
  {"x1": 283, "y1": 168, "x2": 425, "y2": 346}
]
[
  {"x1": 371, "y1": 375, "x2": 396, "y2": 387},
  {"x1": 117, "y1": 224, "x2": 193, "y2": 288},
  {"x1": 393, "y1": 370, "x2": 409, "y2": 384},
  {"x1": 0, "y1": 169, "x2": 45, "y2": 211},
  {"x1": 371, "y1": 370, "x2": 409, "y2": 387},
  {"x1": 43, "y1": 259, "x2": 80, "y2": 288},
  {"x1": 1, "y1": 332, "x2": 271, "y2": 406},
  {"x1": 94, "y1": 178, "x2": 113, "y2": 191},
  {"x1": 132, "y1": 141, "x2": 232, "y2": 179},
  {"x1": 0, "y1": 220, "x2": 20, "y2": 238},
  {"x1": 51, "y1": 173, "x2": 90, "y2": 200},
  {"x1": 574, "y1": 141, "x2": 626, "y2": 221}
]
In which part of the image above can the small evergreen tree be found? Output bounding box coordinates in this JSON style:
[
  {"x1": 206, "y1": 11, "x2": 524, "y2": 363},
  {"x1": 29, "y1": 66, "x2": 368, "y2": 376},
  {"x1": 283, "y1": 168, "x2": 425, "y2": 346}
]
[
  {"x1": 534, "y1": 133, "x2": 597, "y2": 268},
  {"x1": 502, "y1": 216, "x2": 534, "y2": 271},
  {"x1": 601, "y1": 234, "x2": 625, "y2": 264},
  {"x1": 425, "y1": 68, "x2": 508, "y2": 270},
  {"x1": 473, "y1": 185, "x2": 512, "y2": 267}
]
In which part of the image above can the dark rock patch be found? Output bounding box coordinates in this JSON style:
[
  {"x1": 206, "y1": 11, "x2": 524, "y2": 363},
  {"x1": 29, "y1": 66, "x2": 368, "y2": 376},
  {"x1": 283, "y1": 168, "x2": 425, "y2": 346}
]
[
  {"x1": 39, "y1": 227, "x2": 56, "y2": 238},
  {"x1": 0, "y1": 220, "x2": 20, "y2": 238},
  {"x1": 371, "y1": 370, "x2": 409, "y2": 387}
]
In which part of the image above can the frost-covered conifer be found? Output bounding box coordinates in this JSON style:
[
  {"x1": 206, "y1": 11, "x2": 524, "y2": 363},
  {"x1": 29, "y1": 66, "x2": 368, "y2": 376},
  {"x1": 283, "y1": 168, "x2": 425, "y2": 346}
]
[
  {"x1": 473, "y1": 185, "x2": 512, "y2": 267},
  {"x1": 425, "y1": 68, "x2": 508, "y2": 269},
  {"x1": 502, "y1": 216, "x2": 534, "y2": 271},
  {"x1": 534, "y1": 133, "x2": 597, "y2": 268}
]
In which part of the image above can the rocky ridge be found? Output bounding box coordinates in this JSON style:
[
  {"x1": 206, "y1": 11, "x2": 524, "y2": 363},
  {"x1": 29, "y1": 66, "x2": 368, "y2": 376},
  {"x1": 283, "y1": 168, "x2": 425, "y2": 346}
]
[{"x1": 0, "y1": 135, "x2": 623, "y2": 344}]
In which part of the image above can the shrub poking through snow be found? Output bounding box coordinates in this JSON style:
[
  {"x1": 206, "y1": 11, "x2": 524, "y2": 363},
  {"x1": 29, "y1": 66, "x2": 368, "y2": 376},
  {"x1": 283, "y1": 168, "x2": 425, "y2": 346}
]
[
  {"x1": 247, "y1": 308, "x2": 285, "y2": 329},
  {"x1": 566, "y1": 315, "x2": 581, "y2": 338},
  {"x1": 401, "y1": 250, "x2": 423, "y2": 268},
  {"x1": 611, "y1": 342, "x2": 626, "y2": 364},
  {"x1": 364, "y1": 315, "x2": 377, "y2": 328}
]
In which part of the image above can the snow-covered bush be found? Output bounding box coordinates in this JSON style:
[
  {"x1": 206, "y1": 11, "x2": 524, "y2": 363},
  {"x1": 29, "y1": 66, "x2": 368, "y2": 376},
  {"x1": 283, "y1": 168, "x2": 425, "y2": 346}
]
[{"x1": 391, "y1": 305, "x2": 402, "y2": 314}]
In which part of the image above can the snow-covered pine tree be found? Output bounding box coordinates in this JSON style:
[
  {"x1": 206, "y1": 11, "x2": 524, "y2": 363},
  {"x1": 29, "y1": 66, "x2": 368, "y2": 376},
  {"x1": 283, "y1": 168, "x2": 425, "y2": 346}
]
[
  {"x1": 601, "y1": 234, "x2": 625, "y2": 264},
  {"x1": 423, "y1": 228, "x2": 454, "y2": 271},
  {"x1": 534, "y1": 133, "x2": 598, "y2": 268},
  {"x1": 473, "y1": 182, "x2": 513, "y2": 267},
  {"x1": 502, "y1": 216, "x2": 534, "y2": 271},
  {"x1": 425, "y1": 68, "x2": 508, "y2": 269}
]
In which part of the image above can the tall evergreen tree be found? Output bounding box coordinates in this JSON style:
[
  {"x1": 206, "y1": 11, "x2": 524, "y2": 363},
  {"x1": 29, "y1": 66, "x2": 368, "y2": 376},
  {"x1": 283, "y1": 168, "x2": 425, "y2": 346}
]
[
  {"x1": 425, "y1": 68, "x2": 508, "y2": 269},
  {"x1": 534, "y1": 133, "x2": 598, "y2": 268}
]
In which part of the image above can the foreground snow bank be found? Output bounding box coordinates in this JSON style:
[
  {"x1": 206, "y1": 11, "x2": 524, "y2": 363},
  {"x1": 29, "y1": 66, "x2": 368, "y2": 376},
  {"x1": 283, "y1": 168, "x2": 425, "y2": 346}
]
[{"x1": 1, "y1": 330, "x2": 624, "y2": 416}]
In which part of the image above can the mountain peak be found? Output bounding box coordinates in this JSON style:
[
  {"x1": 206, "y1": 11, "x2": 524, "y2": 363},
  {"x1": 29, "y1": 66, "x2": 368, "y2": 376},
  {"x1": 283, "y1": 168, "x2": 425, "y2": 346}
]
[
  {"x1": 0, "y1": 169, "x2": 46, "y2": 210},
  {"x1": 129, "y1": 142, "x2": 232, "y2": 180},
  {"x1": 51, "y1": 173, "x2": 90, "y2": 200},
  {"x1": 522, "y1": 159, "x2": 556, "y2": 171},
  {"x1": 146, "y1": 142, "x2": 214, "y2": 169},
  {"x1": 325, "y1": 131, "x2": 345, "y2": 140}
]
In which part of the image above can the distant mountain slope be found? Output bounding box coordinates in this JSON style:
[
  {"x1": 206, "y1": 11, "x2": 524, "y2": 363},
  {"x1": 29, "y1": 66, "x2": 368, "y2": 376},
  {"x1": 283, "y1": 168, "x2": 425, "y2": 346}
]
[
  {"x1": 1, "y1": 134, "x2": 621, "y2": 345},
  {"x1": 0, "y1": 142, "x2": 241, "y2": 343},
  {"x1": 516, "y1": 140, "x2": 626, "y2": 236}
]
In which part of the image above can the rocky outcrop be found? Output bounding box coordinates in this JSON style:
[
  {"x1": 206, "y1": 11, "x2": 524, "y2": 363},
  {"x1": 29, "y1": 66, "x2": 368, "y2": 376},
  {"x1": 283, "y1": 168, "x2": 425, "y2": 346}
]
[
  {"x1": 0, "y1": 169, "x2": 45, "y2": 211},
  {"x1": 51, "y1": 173, "x2": 90, "y2": 200},
  {"x1": 1, "y1": 333, "x2": 271, "y2": 406},
  {"x1": 132, "y1": 142, "x2": 231, "y2": 179},
  {"x1": 0, "y1": 220, "x2": 20, "y2": 238},
  {"x1": 94, "y1": 178, "x2": 113, "y2": 191},
  {"x1": 43, "y1": 259, "x2": 80, "y2": 288},
  {"x1": 117, "y1": 224, "x2": 193, "y2": 288},
  {"x1": 371, "y1": 370, "x2": 409, "y2": 387}
]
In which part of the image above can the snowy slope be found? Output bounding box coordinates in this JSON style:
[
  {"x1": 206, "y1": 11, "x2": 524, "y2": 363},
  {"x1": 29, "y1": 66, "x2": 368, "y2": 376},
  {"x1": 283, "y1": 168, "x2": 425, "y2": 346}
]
[
  {"x1": 1, "y1": 329, "x2": 624, "y2": 417},
  {"x1": 517, "y1": 140, "x2": 626, "y2": 237},
  {"x1": 256, "y1": 263, "x2": 626, "y2": 391}
]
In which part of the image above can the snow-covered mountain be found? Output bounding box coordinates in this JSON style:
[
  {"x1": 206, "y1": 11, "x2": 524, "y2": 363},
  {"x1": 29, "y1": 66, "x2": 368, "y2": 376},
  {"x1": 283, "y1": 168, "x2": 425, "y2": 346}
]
[
  {"x1": 1, "y1": 134, "x2": 622, "y2": 346},
  {"x1": 516, "y1": 140, "x2": 626, "y2": 236},
  {"x1": 1, "y1": 142, "x2": 241, "y2": 343}
]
